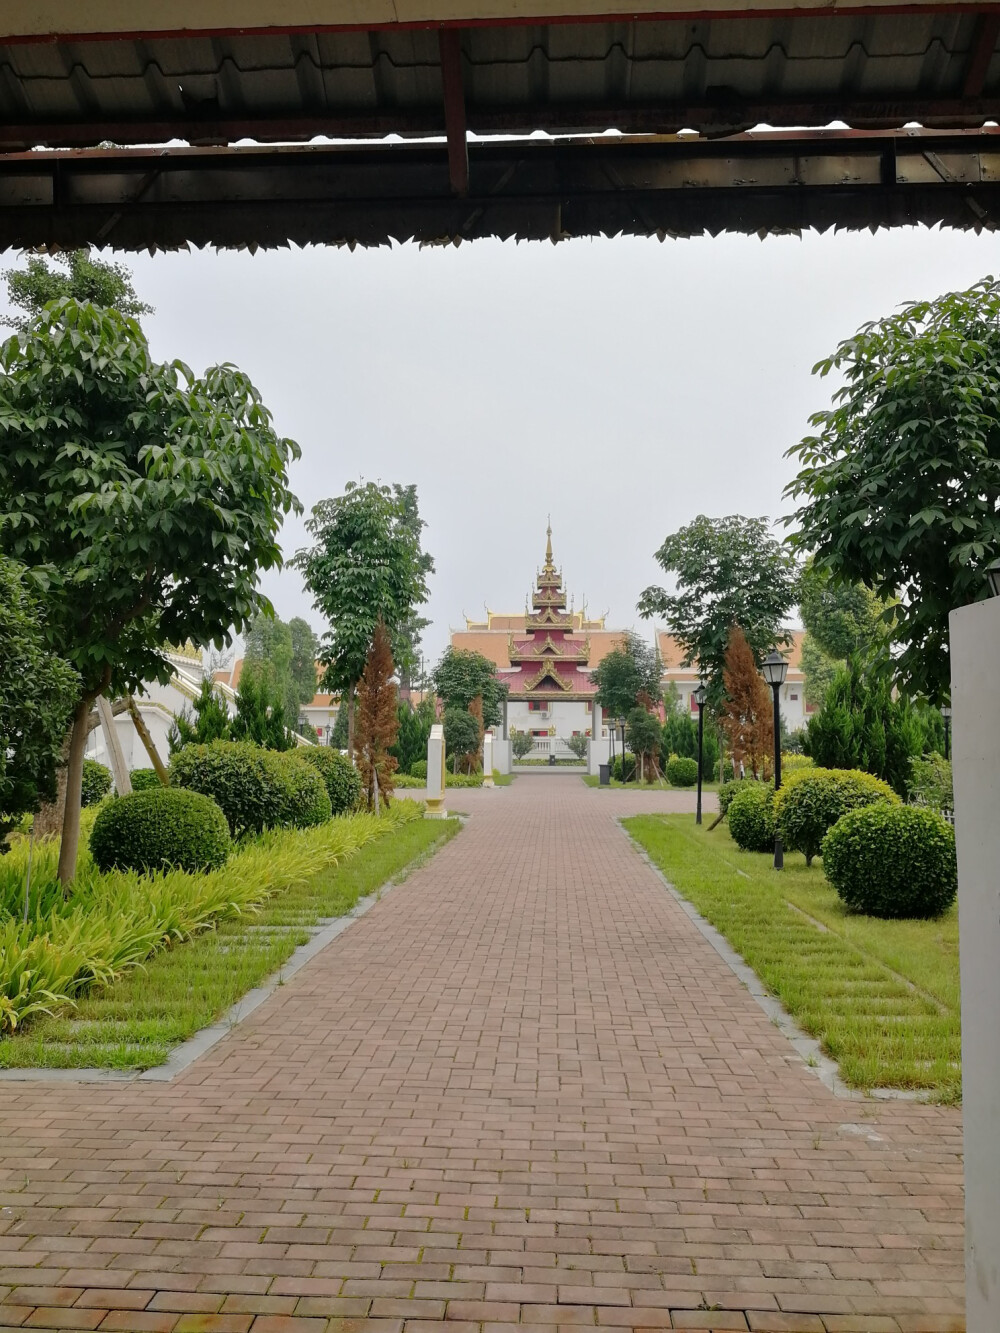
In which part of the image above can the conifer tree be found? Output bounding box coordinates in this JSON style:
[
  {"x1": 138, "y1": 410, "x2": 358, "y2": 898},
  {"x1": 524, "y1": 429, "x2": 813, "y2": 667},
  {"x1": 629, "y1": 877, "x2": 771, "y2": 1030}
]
[
  {"x1": 355, "y1": 621, "x2": 399, "y2": 809},
  {"x1": 720, "y1": 625, "x2": 773, "y2": 779}
]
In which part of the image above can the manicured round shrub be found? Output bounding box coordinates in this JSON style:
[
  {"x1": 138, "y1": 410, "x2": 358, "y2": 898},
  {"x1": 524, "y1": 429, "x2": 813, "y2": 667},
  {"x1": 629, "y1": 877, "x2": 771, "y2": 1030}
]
[
  {"x1": 821, "y1": 804, "x2": 957, "y2": 918},
  {"x1": 665, "y1": 755, "x2": 698, "y2": 787},
  {"x1": 170, "y1": 741, "x2": 330, "y2": 836},
  {"x1": 272, "y1": 752, "x2": 333, "y2": 827},
  {"x1": 611, "y1": 754, "x2": 637, "y2": 783},
  {"x1": 727, "y1": 784, "x2": 776, "y2": 853},
  {"x1": 90, "y1": 788, "x2": 231, "y2": 874},
  {"x1": 81, "y1": 758, "x2": 112, "y2": 806},
  {"x1": 774, "y1": 767, "x2": 898, "y2": 866},
  {"x1": 410, "y1": 759, "x2": 428, "y2": 780},
  {"x1": 128, "y1": 768, "x2": 163, "y2": 792},
  {"x1": 298, "y1": 746, "x2": 362, "y2": 815},
  {"x1": 718, "y1": 777, "x2": 770, "y2": 818}
]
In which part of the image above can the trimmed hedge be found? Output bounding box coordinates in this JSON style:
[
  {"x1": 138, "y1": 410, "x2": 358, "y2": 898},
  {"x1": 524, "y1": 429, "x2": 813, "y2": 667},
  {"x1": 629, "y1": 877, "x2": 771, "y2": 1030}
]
[
  {"x1": 727, "y1": 784, "x2": 776, "y2": 853},
  {"x1": 718, "y1": 777, "x2": 771, "y2": 818},
  {"x1": 774, "y1": 767, "x2": 898, "y2": 866},
  {"x1": 410, "y1": 759, "x2": 428, "y2": 779},
  {"x1": 81, "y1": 759, "x2": 112, "y2": 806},
  {"x1": 298, "y1": 746, "x2": 362, "y2": 815},
  {"x1": 665, "y1": 755, "x2": 698, "y2": 787},
  {"x1": 169, "y1": 741, "x2": 331, "y2": 837},
  {"x1": 611, "y1": 754, "x2": 637, "y2": 783},
  {"x1": 822, "y1": 804, "x2": 957, "y2": 918},
  {"x1": 90, "y1": 788, "x2": 231, "y2": 874},
  {"x1": 128, "y1": 768, "x2": 163, "y2": 792}
]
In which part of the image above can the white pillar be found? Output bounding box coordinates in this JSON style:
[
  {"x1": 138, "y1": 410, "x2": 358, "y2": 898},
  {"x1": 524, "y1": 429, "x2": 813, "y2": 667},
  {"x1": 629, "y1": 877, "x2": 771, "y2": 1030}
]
[
  {"x1": 482, "y1": 730, "x2": 495, "y2": 787},
  {"x1": 951, "y1": 598, "x2": 1000, "y2": 1333},
  {"x1": 425, "y1": 723, "x2": 447, "y2": 819}
]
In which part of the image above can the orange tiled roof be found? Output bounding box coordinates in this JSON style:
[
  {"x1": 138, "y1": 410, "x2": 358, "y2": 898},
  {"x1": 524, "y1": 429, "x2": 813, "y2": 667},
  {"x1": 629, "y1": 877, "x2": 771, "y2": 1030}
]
[
  {"x1": 451, "y1": 628, "x2": 627, "y2": 671},
  {"x1": 658, "y1": 628, "x2": 805, "y2": 674}
]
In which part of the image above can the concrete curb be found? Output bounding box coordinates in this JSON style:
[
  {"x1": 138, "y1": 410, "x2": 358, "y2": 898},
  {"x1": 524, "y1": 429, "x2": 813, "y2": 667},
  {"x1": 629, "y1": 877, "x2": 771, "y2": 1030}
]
[{"x1": 620, "y1": 819, "x2": 924, "y2": 1103}]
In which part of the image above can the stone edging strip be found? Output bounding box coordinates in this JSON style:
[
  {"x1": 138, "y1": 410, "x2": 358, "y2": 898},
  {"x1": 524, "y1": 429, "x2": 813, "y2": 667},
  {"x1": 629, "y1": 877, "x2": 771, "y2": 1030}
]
[
  {"x1": 0, "y1": 846, "x2": 425, "y2": 1086},
  {"x1": 621, "y1": 820, "x2": 923, "y2": 1103}
]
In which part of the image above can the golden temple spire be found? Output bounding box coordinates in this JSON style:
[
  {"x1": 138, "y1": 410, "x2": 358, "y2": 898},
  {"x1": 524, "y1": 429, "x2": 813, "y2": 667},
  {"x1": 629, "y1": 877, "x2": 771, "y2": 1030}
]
[{"x1": 543, "y1": 517, "x2": 555, "y2": 575}]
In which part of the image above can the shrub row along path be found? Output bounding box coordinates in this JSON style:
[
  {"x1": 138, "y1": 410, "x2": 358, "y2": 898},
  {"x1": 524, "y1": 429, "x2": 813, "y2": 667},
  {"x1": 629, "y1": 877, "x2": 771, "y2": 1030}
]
[{"x1": 0, "y1": 777, "x2": 963, "y2": 1333}]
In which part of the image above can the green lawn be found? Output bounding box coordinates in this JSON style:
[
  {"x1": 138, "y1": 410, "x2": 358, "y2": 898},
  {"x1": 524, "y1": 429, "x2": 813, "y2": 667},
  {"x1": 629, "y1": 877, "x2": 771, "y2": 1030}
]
[
  {"x1": 583, "y1": 775, "x2": 721, "y2": 792},
  {"x1": 624, "y1": 814, "x2": 960, "y2": 1099},
  {"x1": 0, "y1": 816, "x2": 460, "y2": 1071}
]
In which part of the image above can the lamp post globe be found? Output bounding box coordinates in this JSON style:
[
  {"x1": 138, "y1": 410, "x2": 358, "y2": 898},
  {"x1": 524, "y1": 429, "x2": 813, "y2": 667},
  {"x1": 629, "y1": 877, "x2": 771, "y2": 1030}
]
[
  {"x1": 761, "y1": 649, "x2": 789, "y2": 870},
  {"x1": 693, "y1": 681, "x2": 707, "y2": 825}
]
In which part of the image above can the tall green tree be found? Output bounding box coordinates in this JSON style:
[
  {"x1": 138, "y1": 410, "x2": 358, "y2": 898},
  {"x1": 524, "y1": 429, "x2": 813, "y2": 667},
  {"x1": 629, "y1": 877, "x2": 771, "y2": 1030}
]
[
  {"x1": 293, "y1": 482, "x2": 430, "y2": 759},
  {"x1": 785, "y1": 277, "x2": 1000, "y2": 702},
  {"x1": 639, "y1": 515, "x2": 797, "y2": 708},
  {"x1": 432, "y1": 647, "x2": 508, "y2": 729},
  {"x1": 168, "y1": 678, "x2": 232, "y2": 754},
  {"x1": 289, "y1": 617, "x2": 320, "y2": 714},
  {"x1": 3, "y1": 250, "x2": 152, "y2": 329},
  {"x1": 591, "y1": 630, "x2": 661, "y2": 721},
  {"x1": 800, "y1": 633, "x2": 840, "y2": 710},
  {"x1": 392, "y1": 485, "x2": 435, "y2": 693},
  {"x1": 0, "y1": 300, "x2": 300, "y2": 882},
  {"x1": 231, "y1": 662, "x2": 294, "y2": 751},
  {"x1": 798, "y1": 559, "x2": 888, "y2": 662},
  {"x1": 390, "y1": 697, "x2": 434, "y2": 775},
  {"x1": 806, "y1": 658, "x2": 923, "y2": 797},
  {"x1": 0, "y1": 556, "x2": 79, "y2": 842}
]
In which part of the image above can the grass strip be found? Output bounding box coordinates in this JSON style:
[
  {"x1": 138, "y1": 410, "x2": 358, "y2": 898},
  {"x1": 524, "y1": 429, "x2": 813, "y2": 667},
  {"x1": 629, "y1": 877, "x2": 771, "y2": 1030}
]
[
  {"x1": 0, "y1": 816, "x2": 459, "y2": 1070},
  {"x1": 582, "y1": 775, "x2": 721, "y2": 791},
  {"x1": 624, "y1": 814, "x2": 960, "y2": 1099}
]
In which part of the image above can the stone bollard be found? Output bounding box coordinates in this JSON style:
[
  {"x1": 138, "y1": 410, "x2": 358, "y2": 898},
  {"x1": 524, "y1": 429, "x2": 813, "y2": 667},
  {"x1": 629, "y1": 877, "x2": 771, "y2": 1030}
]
[
  {"x1": 483, "y1": 730, "x2": 495, "y2": 788},
  {"x1": 425, "y1": 722, "x2": 447, "y2": 819}
]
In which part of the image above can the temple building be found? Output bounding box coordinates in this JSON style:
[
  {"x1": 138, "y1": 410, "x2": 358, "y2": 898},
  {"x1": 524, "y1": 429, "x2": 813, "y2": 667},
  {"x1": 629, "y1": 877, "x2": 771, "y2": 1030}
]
[{"x1": 451, "y1": 525, "x2": 810, "y2": 760}]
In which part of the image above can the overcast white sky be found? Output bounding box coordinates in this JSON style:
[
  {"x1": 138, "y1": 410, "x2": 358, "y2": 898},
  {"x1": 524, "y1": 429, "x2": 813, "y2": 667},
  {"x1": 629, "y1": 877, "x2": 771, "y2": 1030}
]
[{"x1": 6, "y1": 229, "x2": 999, "y2": 666}]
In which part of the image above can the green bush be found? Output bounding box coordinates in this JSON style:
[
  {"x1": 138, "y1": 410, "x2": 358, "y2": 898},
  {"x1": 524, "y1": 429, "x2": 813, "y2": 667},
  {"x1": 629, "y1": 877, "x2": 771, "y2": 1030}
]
[
  {"x1": 718, "y1": 777, "x2": 770, "y2": 818},
  {"x1": 909, "y1": 752, "x2": 953, "y2": 814},
  {"x1": 81, "y1": 759, "x2": 112, "y2": 806},
  {"x1": 273, "y1": 753, "x2": 332, "y2": 828},
  {"x1": 666, "y1": 756, "x2": 698, "y2": 787},
  {"x1": 611, "y1": 754, "x2": 637, "y2": 783},
  {"x1": 90, "y1": 788, "x2": 231, "y2": 874},
  {"x1": 822, "y1": 805, "x2": 957, "y2": 918},
  {"x1": 128, "y1": 768, "x2": 163, "y2": 792},
  {"x1": 169, "y1": 741, "x2": 330, "y2": 837},
  {"x1": 774, "y1": 767, "x2": 898, "y2": 866},
  {"x1": 727, "y1": 784, "x2": 776, "y2": 853},
  {"x1": 298, "y1": 746, "x2": 362, "y2": 815},
  {"x1": 781, "y1": 753, "x2": 813, "y2": 774},
  {"x1": 410, "y1": 759, "x2": 428, "y2": 779}
]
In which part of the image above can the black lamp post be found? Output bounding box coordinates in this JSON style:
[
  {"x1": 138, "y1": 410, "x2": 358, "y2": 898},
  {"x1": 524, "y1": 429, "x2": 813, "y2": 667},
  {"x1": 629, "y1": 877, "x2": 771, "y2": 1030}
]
[
  {"x1": 620, "y1": 717, "x2": 628, "y2": 783},
  {"x1": 941, "y1": 704, "x2": 952, "y2": 761},
  {"x1": 693, "y1": 681, "x2": 707, "y2": 825},
  {"x1": 761, "y1": 649, "x2": 789, "y2": 870}
]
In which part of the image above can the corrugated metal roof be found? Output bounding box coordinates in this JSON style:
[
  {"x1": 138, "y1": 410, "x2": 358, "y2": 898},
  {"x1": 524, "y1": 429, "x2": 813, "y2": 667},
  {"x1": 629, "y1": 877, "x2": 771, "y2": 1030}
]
[{"x1": 0, "y1": 13, "x2": 996, "y2": 148}]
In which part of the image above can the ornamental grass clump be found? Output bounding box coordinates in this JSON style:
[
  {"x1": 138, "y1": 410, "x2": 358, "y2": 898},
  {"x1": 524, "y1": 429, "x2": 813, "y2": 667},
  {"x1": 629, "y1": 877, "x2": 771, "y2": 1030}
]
[
  {"x1": 0, "y1": 800, "x2": 421, "y2": 1033},
  {"x1": 90, "y1": 789, "x2": 231, "y2": 875},
  {"x1": 727, "y1": 783, "x2": 775, "y2": 853},
  {"x1": 773, "y1": 767, "x2": 898, "y2": 866},
  {"x1": 821, "y1": 804, "x2": 957, "y2": 918}
]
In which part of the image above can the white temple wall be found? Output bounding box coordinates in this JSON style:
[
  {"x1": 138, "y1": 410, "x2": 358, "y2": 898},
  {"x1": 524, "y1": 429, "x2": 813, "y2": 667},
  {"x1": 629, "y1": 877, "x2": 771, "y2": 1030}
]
[{"x1": 507, "y1": 698, "x2": 596, "y2": 756}]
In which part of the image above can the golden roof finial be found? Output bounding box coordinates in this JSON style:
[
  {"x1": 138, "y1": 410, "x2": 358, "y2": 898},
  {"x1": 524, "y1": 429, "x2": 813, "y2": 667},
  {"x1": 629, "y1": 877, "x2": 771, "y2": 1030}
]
[{"x1": 543, "y1": 516, "x2": 555, "y2": 573}]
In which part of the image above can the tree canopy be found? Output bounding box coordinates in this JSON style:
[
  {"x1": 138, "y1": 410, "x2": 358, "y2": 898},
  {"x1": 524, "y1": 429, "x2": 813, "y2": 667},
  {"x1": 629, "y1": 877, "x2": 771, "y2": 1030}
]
[
  {"x1": 0, "y1": 555, "x2": 79, "y2": 837},
  {"x1": 638, "y1": 514, "x2": 797, "y2": 707},
  {"x1": 0, "y1": 299, "x2": 300, "y2": 879},
  {"x1": 785, "y1": 277, "x2": 1000, "y2": 702},
  {"x1": 591, "y1": 630, "x2": 662, "y2": 720},
  {"x1": 392, "y1": 484, "x2": 435, "y2": 690},
  {"x1": 293, "y1": 481, "x2": 430, "y2": 753},
  {"x1": 288, "y1": 617, "x2": 320, "y2": 714},
  {"x1": 432, "y1": 646, "x2": 508, "y2": 730},
  {"x1": 3, "y1": 250, "x2": 152, "y2": 329}
]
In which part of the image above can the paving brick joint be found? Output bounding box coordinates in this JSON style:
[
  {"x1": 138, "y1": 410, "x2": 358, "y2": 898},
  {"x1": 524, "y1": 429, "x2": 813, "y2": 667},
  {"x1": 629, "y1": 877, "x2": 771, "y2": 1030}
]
[{"x1": 0, "y1": 778, "x2": 964, "y2": 1332}]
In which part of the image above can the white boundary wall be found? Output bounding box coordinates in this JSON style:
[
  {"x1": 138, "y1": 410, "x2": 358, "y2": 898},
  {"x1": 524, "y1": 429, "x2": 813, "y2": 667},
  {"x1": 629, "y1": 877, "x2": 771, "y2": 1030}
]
[{"x1": 951, "y1": 598, "x2": 1000, "y2": 1332}]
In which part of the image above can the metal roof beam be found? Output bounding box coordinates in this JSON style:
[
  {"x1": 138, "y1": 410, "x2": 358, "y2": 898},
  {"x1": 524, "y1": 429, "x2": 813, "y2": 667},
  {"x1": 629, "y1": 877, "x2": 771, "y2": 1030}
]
[{"x1": 963, "y1": 11, "x2": 1000, "y2": 96}]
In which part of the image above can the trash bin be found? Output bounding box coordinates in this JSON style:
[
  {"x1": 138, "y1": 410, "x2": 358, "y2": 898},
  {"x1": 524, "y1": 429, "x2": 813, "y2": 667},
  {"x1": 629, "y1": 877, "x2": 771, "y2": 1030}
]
[
  {"x1": 599, "y1": 763, "x2": 610, "y2": 785},
  {"x1": 548, "y1": 752, "x2": 556, "y2": 766}
]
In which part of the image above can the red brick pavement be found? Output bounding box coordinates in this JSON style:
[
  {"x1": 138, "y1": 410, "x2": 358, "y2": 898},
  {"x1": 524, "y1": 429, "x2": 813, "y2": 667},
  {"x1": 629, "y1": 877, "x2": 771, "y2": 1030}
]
[{"x1": 0, "y1": 778, "x2": 964, "y2": 1333}]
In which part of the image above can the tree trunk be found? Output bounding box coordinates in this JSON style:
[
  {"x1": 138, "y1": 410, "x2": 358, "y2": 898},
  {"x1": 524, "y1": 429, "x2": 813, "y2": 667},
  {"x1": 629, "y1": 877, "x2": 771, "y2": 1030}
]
[
  {"x1": 56, "y1": 699, "x2": 90, "y2": 886},
  {"x1": 125, "y1": 694, "x2": 170, "y2": 785},
  {"x1": 347, "y1": 682, "x2": 356, "y2": 765}
]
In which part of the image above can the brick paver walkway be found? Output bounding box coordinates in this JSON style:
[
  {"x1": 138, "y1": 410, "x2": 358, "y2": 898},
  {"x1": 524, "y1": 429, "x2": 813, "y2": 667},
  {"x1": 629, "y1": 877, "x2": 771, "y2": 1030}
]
[{"x1": 0, "y1": 778, "x2": 964, "y2": 1333}]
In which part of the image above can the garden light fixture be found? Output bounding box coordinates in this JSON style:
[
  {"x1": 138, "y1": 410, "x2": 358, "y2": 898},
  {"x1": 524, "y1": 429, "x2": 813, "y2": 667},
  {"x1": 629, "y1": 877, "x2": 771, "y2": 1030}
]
[
  {"x1": 693, "y1": 680, "x2": 707, "y2": 825},
  {"x1": 761, "y1": 649, "x2": 789, "y2": 870}
]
